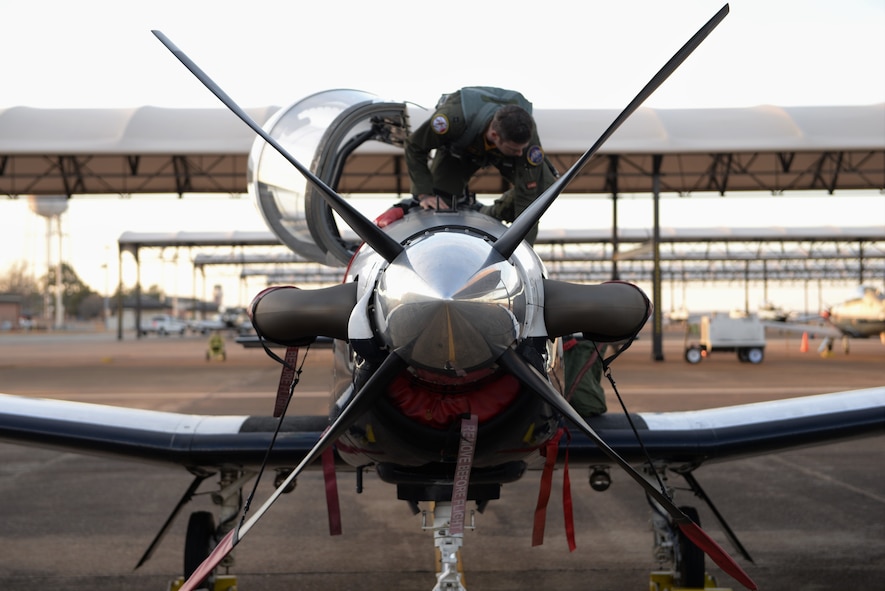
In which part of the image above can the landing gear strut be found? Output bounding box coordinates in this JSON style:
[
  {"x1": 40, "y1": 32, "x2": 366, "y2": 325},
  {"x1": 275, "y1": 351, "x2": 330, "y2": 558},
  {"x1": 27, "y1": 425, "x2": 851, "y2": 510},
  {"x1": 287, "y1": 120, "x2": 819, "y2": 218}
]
[
  {"x1": 646, "y1": 468, "x2": 709, "y2": 589},
  {"x1": 422, "y1": 501, "x2": 473, "y2": 591},
  {"x1": 167, "y1": 468, "x2": 256, "y2": 591}
]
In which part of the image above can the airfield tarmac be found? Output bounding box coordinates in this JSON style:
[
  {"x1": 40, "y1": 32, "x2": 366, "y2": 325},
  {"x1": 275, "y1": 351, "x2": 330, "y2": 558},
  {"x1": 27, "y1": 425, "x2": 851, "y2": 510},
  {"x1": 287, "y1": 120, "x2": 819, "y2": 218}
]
[{"x1": 0, "y1": 329, "x2": 883, "y2": 591}]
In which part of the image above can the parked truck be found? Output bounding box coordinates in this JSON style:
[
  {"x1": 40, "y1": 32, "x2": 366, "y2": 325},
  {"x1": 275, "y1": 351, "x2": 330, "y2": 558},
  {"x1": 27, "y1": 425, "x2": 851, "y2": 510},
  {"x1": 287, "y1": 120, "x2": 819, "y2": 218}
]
[
  {"x1": 684, "y1": 314, "x2": 766, "y2": 364},
  {"x1": 139, "y1": 314, "x2": 188, "y2": 337}
]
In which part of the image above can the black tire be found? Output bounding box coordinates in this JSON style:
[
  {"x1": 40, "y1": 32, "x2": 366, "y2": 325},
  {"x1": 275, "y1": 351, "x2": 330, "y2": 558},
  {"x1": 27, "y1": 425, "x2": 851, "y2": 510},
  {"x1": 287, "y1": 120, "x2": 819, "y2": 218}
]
[
  {"x1": 184, "y1": 511, "x2": 216, "y2": 588},
  {"x1": 684, "y1": 347, "x2": 703, "y2": 364},
  {"x1": 677, "y1": 505, "x2": 705, "y2": 588},
  {"x1": 737, "y1": 348, "x2": 748, "y2": 362}
]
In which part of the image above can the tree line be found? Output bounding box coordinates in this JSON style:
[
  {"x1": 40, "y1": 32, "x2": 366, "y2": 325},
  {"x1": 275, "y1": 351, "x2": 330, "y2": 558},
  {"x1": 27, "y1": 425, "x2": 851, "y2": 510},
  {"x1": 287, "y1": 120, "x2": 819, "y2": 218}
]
[{"x1": 0, "y1": 261, "x2": 163, "y2": 321}]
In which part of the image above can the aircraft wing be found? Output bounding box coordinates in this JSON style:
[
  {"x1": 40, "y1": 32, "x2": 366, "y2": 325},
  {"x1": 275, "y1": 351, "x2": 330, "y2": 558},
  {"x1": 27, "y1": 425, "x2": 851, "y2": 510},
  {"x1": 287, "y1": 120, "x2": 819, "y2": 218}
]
[
  {"x1": 571, "y1": 387, "x2": 885, "y2": 468},
  {"x1": 2, "y1": 387, "x2": 882, "y2": 471},
  {"x1": 758, "y1": 321, "x2": 842, "y2": 338},
  {"x1": 0, "y1": 393, "x2": 328, "y2": 468}
]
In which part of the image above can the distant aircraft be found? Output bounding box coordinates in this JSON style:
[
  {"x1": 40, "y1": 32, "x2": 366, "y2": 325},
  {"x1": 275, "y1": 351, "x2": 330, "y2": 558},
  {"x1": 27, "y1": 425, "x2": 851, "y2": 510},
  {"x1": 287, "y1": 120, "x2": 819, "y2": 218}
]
[
  {"x1": 756, "y1": 302, "x2": 790, "y2": 322},
  {"x1": 2, "y1": 5, "x2": 884, "y2": 591},
  {"x1": 820, "y1": 285, "x2": 885, "y2": 352}
]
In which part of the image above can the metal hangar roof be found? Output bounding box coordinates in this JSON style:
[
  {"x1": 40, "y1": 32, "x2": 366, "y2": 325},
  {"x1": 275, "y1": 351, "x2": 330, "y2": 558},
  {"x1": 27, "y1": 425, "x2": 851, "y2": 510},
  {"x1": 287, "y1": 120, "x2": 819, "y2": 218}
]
[{"x1": 1, "y1": 102, "x2": 882, "y2": 198}]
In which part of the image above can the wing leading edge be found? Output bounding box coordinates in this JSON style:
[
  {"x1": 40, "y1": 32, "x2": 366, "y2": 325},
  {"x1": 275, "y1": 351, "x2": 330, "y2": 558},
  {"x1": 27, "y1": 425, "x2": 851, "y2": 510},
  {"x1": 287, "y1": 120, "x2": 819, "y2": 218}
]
[
  {"x1": 569, "y1": 387, "x2": 885, "y2": 468},
  {"x1": 2, "y1": 387, "x2": 882, "y2": 470},
  {"x1": 0, "y1": 393, "x2": 328, "y2": 468}
]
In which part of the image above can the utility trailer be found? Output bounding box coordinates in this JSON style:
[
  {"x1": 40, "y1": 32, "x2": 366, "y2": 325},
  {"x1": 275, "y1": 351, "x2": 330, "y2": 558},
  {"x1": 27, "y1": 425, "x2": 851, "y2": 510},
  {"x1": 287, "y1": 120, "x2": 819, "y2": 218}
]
[{"x1": 684, "y1": 314, "x2": 766, "y2": 364}]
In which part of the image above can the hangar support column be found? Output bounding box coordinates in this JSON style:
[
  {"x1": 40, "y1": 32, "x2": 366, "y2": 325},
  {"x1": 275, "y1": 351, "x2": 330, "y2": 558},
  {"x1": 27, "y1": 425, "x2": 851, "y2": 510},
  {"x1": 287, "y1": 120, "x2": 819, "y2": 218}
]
[
  {"x1": 607, "y1": 155, "x2": 620, "y2": 281},
  {"x1": 116, "y1": 249, "x2": 125, "y2": 341},
  {"x1": 651, "y1": 155, "x2": 664, "y2": 361}
]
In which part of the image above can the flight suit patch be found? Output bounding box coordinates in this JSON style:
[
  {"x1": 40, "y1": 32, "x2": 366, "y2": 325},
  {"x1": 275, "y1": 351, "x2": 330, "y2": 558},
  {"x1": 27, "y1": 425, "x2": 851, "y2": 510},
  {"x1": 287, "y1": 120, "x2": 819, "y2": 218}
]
[
  {"x1": 432, "y1": 114, "x2": 450, "y2": 135},
  {"x1": 527, "y1": 145, "x2": 544, "y2": 166}
]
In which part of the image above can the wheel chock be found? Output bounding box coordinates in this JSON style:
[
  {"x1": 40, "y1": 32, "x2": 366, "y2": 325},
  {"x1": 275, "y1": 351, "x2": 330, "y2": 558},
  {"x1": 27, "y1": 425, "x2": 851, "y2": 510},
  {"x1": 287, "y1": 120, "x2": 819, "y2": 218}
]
[
  {"x1": 168, "y1": 574, "x2": 238, "y2": 591},
  {"x1": 649, "y1": 570, "x2": 732, "y2": 591}
]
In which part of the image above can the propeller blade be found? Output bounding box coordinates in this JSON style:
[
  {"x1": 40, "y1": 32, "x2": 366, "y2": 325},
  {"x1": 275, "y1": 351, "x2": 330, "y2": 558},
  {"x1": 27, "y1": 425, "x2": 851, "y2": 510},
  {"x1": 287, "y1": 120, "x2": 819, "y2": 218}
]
[
  {"x1": 493, "y1": 3, "x2": 730, "y2": 259},
  {"x1": 151, "y1": 30, "x2": 404, "y2": 264},
  {"x1": 497, "y1": 347, "x2": 757, "y2": 590},
  {"x1": 177, "y1": 352, "x2": 407, "y2": 591}
]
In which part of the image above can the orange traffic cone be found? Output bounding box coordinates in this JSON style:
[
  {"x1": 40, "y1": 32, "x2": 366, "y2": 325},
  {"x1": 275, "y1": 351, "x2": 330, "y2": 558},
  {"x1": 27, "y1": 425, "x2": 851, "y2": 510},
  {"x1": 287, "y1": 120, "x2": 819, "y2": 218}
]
[{"x1": 800, "y1": 331, "x2": 809, "y2": 353}]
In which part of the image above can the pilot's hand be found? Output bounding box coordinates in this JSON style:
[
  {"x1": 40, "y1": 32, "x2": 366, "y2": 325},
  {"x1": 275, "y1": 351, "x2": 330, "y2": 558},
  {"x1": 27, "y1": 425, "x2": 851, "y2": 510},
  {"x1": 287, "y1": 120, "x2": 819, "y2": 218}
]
[{"x1": 418, "y1": 194, "x2": 450, "y2": 210}]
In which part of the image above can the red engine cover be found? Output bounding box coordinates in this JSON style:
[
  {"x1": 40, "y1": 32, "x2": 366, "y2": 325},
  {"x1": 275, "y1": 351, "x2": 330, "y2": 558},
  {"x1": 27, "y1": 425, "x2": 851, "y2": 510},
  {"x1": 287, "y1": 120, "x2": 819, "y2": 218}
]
[{"x1": 387, "y1": 370, "x2": 520, "y2": 429}]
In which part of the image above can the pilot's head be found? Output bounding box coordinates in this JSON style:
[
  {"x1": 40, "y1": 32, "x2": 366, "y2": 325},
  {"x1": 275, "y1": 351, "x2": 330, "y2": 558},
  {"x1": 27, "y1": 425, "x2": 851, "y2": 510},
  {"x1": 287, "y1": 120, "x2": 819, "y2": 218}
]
[{"x1": 487, "y1": 105, "x2": 533, "y2": 157}]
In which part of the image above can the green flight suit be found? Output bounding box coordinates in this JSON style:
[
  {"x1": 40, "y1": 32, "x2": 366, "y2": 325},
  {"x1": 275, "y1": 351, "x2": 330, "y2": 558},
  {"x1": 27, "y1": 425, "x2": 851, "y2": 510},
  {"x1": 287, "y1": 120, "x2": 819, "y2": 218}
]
[
  {"x1": 404, "y1": 87, "x2": 558, "y2": 244},
  {"x1": 563, "y1": 337, "x2": 607, "y2": 417}
]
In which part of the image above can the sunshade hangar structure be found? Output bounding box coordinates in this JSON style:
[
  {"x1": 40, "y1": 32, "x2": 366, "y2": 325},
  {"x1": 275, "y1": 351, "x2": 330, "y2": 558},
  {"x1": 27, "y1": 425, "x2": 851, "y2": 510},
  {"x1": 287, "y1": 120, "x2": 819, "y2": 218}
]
[{"x1": 0, "y1": 100, "x2": 883, "y2": 198}]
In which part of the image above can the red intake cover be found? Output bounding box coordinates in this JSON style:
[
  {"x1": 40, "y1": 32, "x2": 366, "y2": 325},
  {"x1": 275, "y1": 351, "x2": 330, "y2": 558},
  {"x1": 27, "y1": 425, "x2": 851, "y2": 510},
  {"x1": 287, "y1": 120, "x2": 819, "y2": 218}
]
[{"x1": 388, "y1": 370, "x2": 520, "y2": 429}]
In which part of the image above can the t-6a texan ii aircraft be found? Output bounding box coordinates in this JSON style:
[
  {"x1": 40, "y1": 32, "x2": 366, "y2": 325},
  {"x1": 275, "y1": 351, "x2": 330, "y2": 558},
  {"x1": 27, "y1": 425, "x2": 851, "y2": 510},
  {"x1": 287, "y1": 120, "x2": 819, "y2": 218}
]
[
  {"x1": 2, "y1": 4, "x2": 884, "y2": 590},
  {"x1": 820, "y1": 285, "x2": 885, "y2": 350}
]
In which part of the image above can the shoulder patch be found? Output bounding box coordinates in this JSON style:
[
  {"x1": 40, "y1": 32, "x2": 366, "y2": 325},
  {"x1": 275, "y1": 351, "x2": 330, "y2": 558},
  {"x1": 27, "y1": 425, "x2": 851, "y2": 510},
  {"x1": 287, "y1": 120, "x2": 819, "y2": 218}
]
[
  {"x1": 431, "y1": 114, "x2": 450, "y2": 135},
  {"x1": 526, "y1": 145, "x2": 544, "y2": 166}
]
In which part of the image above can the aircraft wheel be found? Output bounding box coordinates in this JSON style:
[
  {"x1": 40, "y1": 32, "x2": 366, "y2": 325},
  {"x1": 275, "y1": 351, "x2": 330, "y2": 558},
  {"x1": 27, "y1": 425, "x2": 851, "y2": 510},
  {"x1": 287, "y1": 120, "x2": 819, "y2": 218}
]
[
  {"x1": 684, "y1": 347, "x2": 703, "y2": 364},
  {"x1": 746, "y1": 347, "x2": 764, "y2": 364},
  {"x1": 184, "y1": 511, "x2": 217, "y2": 589},
  {"x1": 677, "y1": 505, "x2": 705, "y2": 588}
]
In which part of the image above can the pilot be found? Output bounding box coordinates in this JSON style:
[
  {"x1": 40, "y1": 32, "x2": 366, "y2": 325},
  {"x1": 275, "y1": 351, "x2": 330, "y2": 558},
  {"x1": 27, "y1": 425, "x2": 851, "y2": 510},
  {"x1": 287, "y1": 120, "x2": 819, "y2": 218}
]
[{"x1": 377, "y1": 86, "x2": 558, "y2": 245}]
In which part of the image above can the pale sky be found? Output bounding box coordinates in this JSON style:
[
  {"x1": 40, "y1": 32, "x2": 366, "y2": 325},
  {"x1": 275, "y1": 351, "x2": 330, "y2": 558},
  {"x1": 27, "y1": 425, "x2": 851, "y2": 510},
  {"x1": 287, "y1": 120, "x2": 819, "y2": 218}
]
[
  {"x1": 1, "y1": 0, "x2": 884, "y2": 313},
  {"x1": 2, "y1": 0, "x2": 883, "y2": 110}
]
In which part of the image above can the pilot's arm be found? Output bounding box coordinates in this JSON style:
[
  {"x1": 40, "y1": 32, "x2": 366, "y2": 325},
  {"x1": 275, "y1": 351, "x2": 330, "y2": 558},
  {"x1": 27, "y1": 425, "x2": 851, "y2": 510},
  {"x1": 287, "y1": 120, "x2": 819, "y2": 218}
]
[
  {"x1": 404, "y1": 93, "x2": 473, "y2": 200},
  {"x1": 378, "y1": 109, "x2": 461, "y2": 227},
  {"x1": 479, "y1": 134, "x2": 558, "y2": 244},
  {"x1": 484, "y1": 145, "x2": 557, "y2": 222},
  {"x1": 404, "y1": 116, "x2": 448, "y2": 198}
]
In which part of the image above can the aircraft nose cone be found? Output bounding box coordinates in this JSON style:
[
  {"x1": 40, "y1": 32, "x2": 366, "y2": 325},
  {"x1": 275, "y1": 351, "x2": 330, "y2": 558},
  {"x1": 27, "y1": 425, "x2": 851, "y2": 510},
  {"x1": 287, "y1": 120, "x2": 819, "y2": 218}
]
[{"x1": 373, "y1": 232, "x2": 525, "y2": 373}]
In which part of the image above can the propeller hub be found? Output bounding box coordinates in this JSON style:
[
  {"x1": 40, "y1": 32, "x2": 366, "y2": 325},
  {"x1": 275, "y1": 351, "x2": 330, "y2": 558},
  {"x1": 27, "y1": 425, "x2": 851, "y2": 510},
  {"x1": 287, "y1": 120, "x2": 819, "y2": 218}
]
[{"x1": 373, "y1": 231, "x2": 526, "y2": 374}]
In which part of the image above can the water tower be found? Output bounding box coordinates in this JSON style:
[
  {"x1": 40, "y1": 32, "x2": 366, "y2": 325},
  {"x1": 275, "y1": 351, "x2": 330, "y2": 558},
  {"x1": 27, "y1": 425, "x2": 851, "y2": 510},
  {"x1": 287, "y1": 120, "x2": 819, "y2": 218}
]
[{"x1": 27, "y1": 195, "x2": 68, "y2": 330}]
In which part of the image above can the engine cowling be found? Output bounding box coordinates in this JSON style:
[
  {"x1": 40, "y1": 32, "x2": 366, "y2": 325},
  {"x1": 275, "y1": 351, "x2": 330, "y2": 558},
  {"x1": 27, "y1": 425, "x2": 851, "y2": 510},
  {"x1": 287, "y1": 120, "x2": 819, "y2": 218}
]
[{"x1": 249, "y1": 283, "x2": 357, "y2": 345}]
